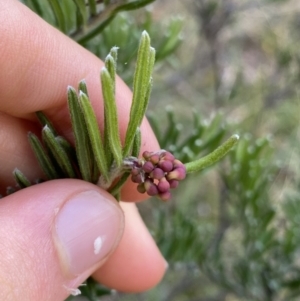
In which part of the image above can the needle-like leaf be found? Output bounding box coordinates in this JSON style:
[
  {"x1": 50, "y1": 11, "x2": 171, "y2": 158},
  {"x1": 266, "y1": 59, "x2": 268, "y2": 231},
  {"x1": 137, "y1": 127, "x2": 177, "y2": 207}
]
[
  {"x1": 123, "y1": 31, "x2": 155, "y2": 156},
  {"x1": 103, "y1": 54, "x2": 116, "y2": 166},
  {"x1": 79, "y1": 91, "x2": 109, "y2": 180},
  {"x1": 73, "y1": 0, "x2": 88, "y2": 29},
  {"x1": 68, "y1": 87, "x2": 93, "y2": 182},
  {"x1": 36, "y1": 111, "x2": 58, "y2": 136},
  {"x1": 42, "y1": 125, "x2": 77, "y2": 178},
  {"x1": 132, "y1": 127, "x2": 141, "y2": 157},
  {"x1": 13, "y1": 169, "x2": 31, "y2": 188},
  {"x1": 185, "y1": 134, "x2": 240, "y2": 173},
  {"x1": 109, "y1": 46, "x2": 119, "y2": 63},
  {"x1": 105, "y1": 53, "x2": 116, "y2": 92},
  {"x1": 87, "y1": 0, "x2": 97, "y2": 16},
  {"x1": 101, "y1": 67, "x2": 123, "y2": 167},
  {"x1": 55, "y1": 136, "x2": 76, "y2": 161},
  {"x1": 48, "y1": 0, "x2": 66, "y2": 33},
  {"x1": 78, "y1": 79, "x2": 89, "y2": 96},
  {"x1": 28, "y1": 132, "x2": 60, "y2": 179}
]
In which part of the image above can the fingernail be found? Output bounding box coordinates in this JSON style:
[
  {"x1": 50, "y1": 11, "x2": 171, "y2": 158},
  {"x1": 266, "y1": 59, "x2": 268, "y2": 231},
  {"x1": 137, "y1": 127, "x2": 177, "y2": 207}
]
[{"x1": 54, "y1": 190, "x2": 124, "y2": 276}]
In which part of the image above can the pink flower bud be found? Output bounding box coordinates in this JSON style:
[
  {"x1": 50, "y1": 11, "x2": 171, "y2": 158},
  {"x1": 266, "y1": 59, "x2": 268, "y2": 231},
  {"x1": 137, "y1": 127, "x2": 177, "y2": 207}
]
[
  {"x1": 158, "y1": 191, "x2": 171, "y2": 201},
  {"x1": 144, "y1": 179, "x2": 158, "y2": 196},
  {"x1": 173, "y1": 159, "x2": 186, "y2": 169},
  {"x1": 162, "y1": 151, "x2": 175, "y2": 161},
  {"x1": 169, "y1": 179, "x2": 179, "y2": 189},
  {"x1": 157, "y1": 178, "x2": 170, "y2": 193},
  {"x1": 158, "y1": 160, "x2": 173, "y2": 172},
  {"x1": 131, "y1": 174, "x2": 143, "y2": 183},
  {"x1": 131, "y1": 168, "x2": 140, "y2": 176},
  {"x1": 142, "y1": 151, "x2": 151, "y2": 160},
  {"x1": 150, "y1": 154, "x2": 160, "y2": 165},
  {"x1": 142, "y1": 161, "x2": 154, "y2": 173},
  {"x1": 133, "y1": 150, "x2": 187, "y2": 201},
  {"x1": 150, "y1": 168, "x2": 165, "y2": 180},
  {"x1": 167, "y1": 167, "x2": 186, "y2": 181}
]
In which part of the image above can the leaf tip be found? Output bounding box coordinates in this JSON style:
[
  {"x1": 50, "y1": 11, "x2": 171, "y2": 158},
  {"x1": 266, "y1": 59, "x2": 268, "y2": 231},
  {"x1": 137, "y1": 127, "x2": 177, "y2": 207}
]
[
  {"x1": 105, "y1": 54, "x2": 114, "y2": 61},
  {"x1": 13, "y1": 168, "x2": 20, "y2": 174},
  {"x1": 141, "y1": 30, "x2": 151, "y2": 44},
  {"x1": 233, "y1": 134, "x2": 240, "y2": 141},
  {"x1": 43, "y1": 124, "x2": 50, "y2": 132},
  {"x1": 79, "y1": 90, "x2": 85, "y2": 97},
  {"x1": 67, "y1": 86, "x2": 77, "y2": 95},
  {"x1": 142, "y1": 30, "x2": 149, "y2": 37},
  {"x1": 101, "y1": 66, "x2": 108, "y2": 73}
]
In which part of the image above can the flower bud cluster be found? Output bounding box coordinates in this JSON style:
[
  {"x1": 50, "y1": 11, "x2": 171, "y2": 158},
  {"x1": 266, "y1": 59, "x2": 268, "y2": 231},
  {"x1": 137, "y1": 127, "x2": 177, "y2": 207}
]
[{"x1": 130, "y1": 150, "x2": 186, "y2": 201}]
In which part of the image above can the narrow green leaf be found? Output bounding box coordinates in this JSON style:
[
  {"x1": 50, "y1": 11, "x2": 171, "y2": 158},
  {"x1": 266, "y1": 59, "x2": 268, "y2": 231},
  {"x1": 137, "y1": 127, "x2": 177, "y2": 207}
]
[
  {"x1": 75, "y1": 5, "x2": 84, "y2": 30},
  {"x1": 39, "y1": 122, "x2": 66, "y2": 176},
  {"x1": 68, "y1": 87, "x2": 93, "y2": 182},
  {"x1": 28, "y1": 0, "x2": 44, "y2": 17},
  {"x1": 75, "y1": 83, "x2": 100, "y2": 182},
  {"x1": 55, "y1": 136, "x2": 77, "y2": 165},
  {"x1": 148, "y1": 47, "x2": 156, "y2": 76},
  {"x1": 123, "y1": 31, "x2": 155, "y2": 156},
  {"x1": 79, "y1": 91, "x2": 109, "y2": 180},
  {"x1": 105, "y1": 54, "x2": 116, "y2": 93},
  {"x1": 101, "y1": 67, "x2": 123, "y2": 167},
  {"x1": 103, "y1": 52, "x2": 117, "y2": 167},
  {"x1": 87, "y1": 0, "x2": 97, "y2": 16},
  {"x1": 110, "y1": 46, "x2": 119, "y2": 63},
  {"x1": 155, "y1": 17, "x2": 183, "y2": 61},
  {"x1": 78, "y1": 80, "x2": 89, "y2": 96},
  {"x1": 28, "y1": 132, "x2": 59, "y2": 179},
  {"x1": 103, "y1": 55, "x2": 116, "y2": 166},
  {"x1": 55, "y1": 136, "x2": 74, "y2": 156},
  {"x1": 36, "y1": 111, "x2": 58, "y2": 136},
  {"x1": 91, "y1": 159, "x2": 100, "y2": 184},
  {"x1": 13, "y1": 169, "x2": 31, "y2": 188},
  {"x1": 42, "y1": 125, "x2": 77, "y2": 178},
  {"x1": 132, "y1": 127, "x2": 141, "y2": 157},
  {"x1": 185, "y1": 134, "x2": 240, "y2": 173},
  {"x1": 142, "y1": 76, "x2": 153, "y2": 118},
  {"x1": 73, "y1": 0, "x2": 87, "y2": 28},
  {"x1": 48, "y1": 0, "x2": 67, "y2": 33}
]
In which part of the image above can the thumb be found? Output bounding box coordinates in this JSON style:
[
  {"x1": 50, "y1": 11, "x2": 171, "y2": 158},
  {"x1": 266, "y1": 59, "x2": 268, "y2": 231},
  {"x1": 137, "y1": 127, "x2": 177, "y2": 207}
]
[{"x1": 0, "y1": 179, "x2": 124, "y2": 301}]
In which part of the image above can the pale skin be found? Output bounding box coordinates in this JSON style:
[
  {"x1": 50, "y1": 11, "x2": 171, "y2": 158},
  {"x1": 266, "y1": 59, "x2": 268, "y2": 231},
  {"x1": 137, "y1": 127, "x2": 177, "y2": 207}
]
[{"x1": 0, "y1": 1, "x2": 166, "y2": 300}]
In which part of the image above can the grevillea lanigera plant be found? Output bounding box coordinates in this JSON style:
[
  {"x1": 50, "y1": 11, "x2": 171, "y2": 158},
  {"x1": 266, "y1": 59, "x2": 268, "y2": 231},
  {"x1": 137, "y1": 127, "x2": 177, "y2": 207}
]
[{"x1": 9, "y1": 31, "x2": 239, "y2": 201}]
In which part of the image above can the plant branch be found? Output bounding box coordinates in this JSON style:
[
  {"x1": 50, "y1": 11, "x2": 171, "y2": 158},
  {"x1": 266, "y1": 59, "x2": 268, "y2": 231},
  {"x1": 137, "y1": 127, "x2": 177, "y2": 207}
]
[
  {"x1": 185, "y1": 134, "x2": 239, "y2": 173},
  {"x1": 72, "y1": 0, "x2": 156, "y2": 44}
]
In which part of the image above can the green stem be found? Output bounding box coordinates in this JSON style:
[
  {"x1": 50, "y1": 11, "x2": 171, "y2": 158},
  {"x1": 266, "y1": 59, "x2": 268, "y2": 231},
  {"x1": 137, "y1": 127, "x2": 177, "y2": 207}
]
[{"x1": 185, "y1": 134, "x2": 239, "y2": 173}]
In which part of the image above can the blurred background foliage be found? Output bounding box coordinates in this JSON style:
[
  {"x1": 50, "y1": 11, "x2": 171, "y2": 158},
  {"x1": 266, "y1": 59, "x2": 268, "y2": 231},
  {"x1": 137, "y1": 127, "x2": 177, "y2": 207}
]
[{"x1": 21, "y1": 0, "x2": 300, "y2": 300}]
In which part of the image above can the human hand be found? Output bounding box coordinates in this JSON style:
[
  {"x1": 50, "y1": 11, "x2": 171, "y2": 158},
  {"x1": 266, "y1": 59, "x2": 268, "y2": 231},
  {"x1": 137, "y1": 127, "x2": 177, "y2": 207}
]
[{"x1": 0, "y1": 1, "x2": 166, "y2": 300}]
